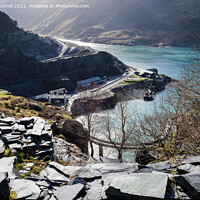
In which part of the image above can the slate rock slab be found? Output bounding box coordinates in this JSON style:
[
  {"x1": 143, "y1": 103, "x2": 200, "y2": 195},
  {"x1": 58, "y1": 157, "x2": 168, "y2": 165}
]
[
  {"x1": 183, "y1": 174, "x2": 200, "y2": 193},
  {"x1": 85, "y1": 179, "x2": 102, "y2": 200},
  {"x1": 0, "y1": 126, "x2": 13, "y2": 134},
  {"x1": 9, "y1": 143, "x2": 22, "y2": 150},
  {"x1": 89, "y1": 163, "x2": 138, "y2": 174},
  {"x1": 106, "y1": 173, "x2": 168, "y2": 199},
  {"x1": 183, "y1": 156, "x2": 200, "y2": 165},
  {"x1": 1, "y1": 134, "x2": 21, "y2": 144},
  {"x1": 19, "y1": 117, "x2": 34, "y2": 125},
  {"x1": 0, "y1": 118, "x2": 15, "y2": 125},
  {"x1": 54, "y1": 183, "x2": 84, "y2": 200},
  {"x1": 40, "y1": 166, "x2": 69, "y2": 184},
  {"x1": 102, "y1": 172, "x2": 129, "y2": 187},
  {"x1": 0, "y1": 172, "x2": 10, "y2": 200},
  {"x1": 0, "y1": 157, "x2": 16, "y2": 179},
  {"x1": 31, "y1": 118, "x2": 46, "y2": 136},
  {"x1": 148, "y1": 160, "x2": 171, "y2": 170},
  {"x1": 36, "y1": 180, "x2": 51, "y2": 188},
  {"x1": 36, "y1": 148, "x2": 53, "y2": 155},
  {"x1": 13, "y1": 124, "x2": 26, "y2": 132},
  {"x1": 68, "y1": 177, "x2": 85, "y2": 186},
  {"x1": 177, "y1": 164, "x2": 200, "y2": 174},
  {"x1": 135, "y1": 167, "x2": 157, "y2": 173},
  {"x1": 49, "y1": 162, "x2": 81, "y2": 177},
  {"x1": 77, "y1": 165, "x2": 102, "y2": 179},
  {"x1": 11, "y1": 179, "x2": 41, "y2": 199},
  {"x1": 101, "y1": 172, "x2": 128, "y2": 199},
  {"x1": 100, "y1": 156, "x2": 122, "y2": 163}
]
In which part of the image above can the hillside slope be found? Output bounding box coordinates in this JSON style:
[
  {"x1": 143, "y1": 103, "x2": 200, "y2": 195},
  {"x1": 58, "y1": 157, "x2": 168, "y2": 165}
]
[
  {"x1": 0, "y1": 11, "x2": 127, "y2": 97},
  {"x1": 1, "y1": 0, "x2": 200, "y2": 46}
]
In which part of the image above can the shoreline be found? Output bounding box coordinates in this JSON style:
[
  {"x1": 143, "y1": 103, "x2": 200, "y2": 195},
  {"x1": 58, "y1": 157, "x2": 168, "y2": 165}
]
[{"x1": 54, "y1": 36, "x2": 195, "y2": 49}]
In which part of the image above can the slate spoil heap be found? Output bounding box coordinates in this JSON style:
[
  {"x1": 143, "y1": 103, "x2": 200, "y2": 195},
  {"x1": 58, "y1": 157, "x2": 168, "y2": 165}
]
[
  {"x1": 0, "y1": 116, "x2": 200, "y2": 199},
  {"x1": 0, "y1": 116, "x2": 53, "y2": 157}
]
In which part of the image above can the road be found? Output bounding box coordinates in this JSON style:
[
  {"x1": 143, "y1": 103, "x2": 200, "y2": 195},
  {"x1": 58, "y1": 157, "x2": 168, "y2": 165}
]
[{"x1": 66, "y1": 69, "x2": 136, "y2": 113}]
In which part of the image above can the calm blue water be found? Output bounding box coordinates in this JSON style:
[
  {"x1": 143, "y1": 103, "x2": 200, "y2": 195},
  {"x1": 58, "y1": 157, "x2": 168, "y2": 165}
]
[{"x1": 64, "y1": 39, "x2": 193, "y2": 79}]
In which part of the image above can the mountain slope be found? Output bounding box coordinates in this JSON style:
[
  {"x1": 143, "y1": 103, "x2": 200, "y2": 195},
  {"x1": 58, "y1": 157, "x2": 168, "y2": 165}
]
[
  {"x1": 0, "y1": 11, "x2": 127, "y2": 97},
  {"x1": 1, "y1": 0, "x2": 200, "y2": 46}
]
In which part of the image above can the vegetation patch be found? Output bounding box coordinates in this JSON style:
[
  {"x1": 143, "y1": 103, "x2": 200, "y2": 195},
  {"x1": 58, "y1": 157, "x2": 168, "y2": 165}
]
[
  {"x1": 0, "y1": 91, "x2": 72, "y2": 127},
  {"x1": 120, "y1": 78, "x2": 151, "y2": 85},
  {"x1": 4, "y1": 148, "x2": 13, "y2": 157},
  {"x1": 0, "y1": 91, "x2": 10, "y2": 97},
  {"x1": 9, "y1": 191, "x2": 17, "y2": 200},
  {"x1": 13, "y1": 152, "x2": 50, "y2": 178},
  {"x1": 130, "y1": 75, "x2": 140, "y2": 78}
]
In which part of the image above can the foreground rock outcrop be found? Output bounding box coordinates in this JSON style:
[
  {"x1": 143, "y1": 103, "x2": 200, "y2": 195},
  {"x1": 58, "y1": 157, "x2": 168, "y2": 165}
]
[
  {"x1": 0, "y1": 116, "x2": 53, "y2": 157},
  {"x1": 0, "y1": 153, "x2": 200, "y2": 199},
  {"x1": 0, "y1": 116, "x2": 200, "y2": 199}
]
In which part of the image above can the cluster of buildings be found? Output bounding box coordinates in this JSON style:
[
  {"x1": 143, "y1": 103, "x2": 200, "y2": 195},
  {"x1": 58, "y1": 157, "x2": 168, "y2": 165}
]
[
  {"x1": 34, "y1": 76, "x2": 104, "y2": 106},
  {"x1": 34, "y1": 88, "x2": 71, "y2": 106},
  {"x1": 34, "y1": 69, "x2": 160, "y2": 106}
]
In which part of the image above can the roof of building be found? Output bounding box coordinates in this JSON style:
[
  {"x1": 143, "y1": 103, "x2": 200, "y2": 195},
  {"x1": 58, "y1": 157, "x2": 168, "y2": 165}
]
[
  {"x1": 136, "y1": 68, "x2": 155, "y2": 76},
  {"x1": 35, "y1": 93, "x2": 48, "y2": 100},
  {"x1": 34, "y1": 88, "x2": 68, "y2": 100},
  {"x1": 49, "y1": 88, "x2": 67, "y2": 95},
  {"x1": 35, "y1": 93, "x2": 71, "y2": 100},
  {"x1": 146, "y1": 68, "x2": 158, "y2": 73},
  {"x1": 77, "y1": 76, "x2": 102, "y2": 85}
]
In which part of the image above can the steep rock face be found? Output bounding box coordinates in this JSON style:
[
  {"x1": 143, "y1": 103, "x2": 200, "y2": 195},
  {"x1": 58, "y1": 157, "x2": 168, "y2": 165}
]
[
  {"x1": 39, "y1": 51, "x2": 126, "y2": 82},
  {"x1": 0, "y1": 11, "x2": 127, "y2": 97},
  {"x1": 0, "y1": 12, "x2": 61, "y2": 60}
]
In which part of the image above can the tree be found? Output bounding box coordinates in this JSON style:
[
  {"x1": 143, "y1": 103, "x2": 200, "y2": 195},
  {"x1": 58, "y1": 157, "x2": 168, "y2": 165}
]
[
  {"x1": 170, "y1": 51, "x2": 200, "y2": 155},
  {"x1": 138, "y1": 50, "x2": 200, "y2": 161},
  {"x1": 76, "y1": 83, "x2": 103, "y2": 158},
  {"x1": 102, "y1": 95, "x2": 138, "y2": 160}
]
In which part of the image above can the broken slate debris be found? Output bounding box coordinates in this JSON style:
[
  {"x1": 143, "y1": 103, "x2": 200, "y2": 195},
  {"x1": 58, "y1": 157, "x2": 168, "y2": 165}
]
[
  {"x1": 0, "y1": 157, "x2": 16, "y2": 179},
  {"x1": 11, "y1": 179, "x2": 41, "y2": 200},
  {"x1": 39, "y1": 166, "x2": 69, "y2": 184},
  {"x1": 0, "y1": 116, "x2": 53, "y2": 156},
  {"x1": 54, "y1": 183, "x2": 84, "y2": 200},
  {"x1": 85, "y1": 179, "x2": 102, "y2": 200},
  {"x1": 53, "y1": 137, "x2": 88, "y2": 165},
  {"x1": 0, "y1": 153, "x2": 199, "y2": 199},
  {"x1": 0, "y1": 115, "x2": 200, "y2": 200}
]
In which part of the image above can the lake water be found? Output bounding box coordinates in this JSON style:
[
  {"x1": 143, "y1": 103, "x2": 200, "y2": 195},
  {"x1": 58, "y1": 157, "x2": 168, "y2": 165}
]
[
  {"x1": 64, "y1": 39, "x2": 194, "y2": 117},
  {"x1": 64, "y1": 39, "x2": 194, "y2": 161},
  {"x1": 63, "y1": 39, "x2": 193, "y2": 78}
]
